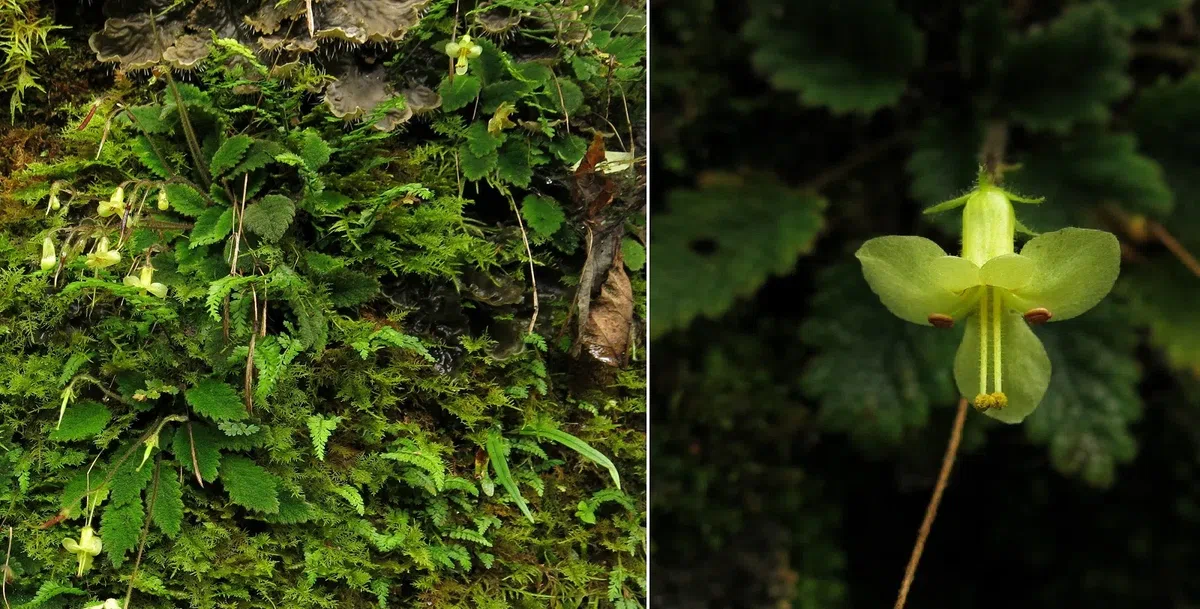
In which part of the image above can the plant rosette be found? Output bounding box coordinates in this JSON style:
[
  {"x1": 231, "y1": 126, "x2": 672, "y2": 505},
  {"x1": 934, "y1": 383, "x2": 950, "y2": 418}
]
[{"x1": 855, "y1": 170, "x2": 1120, "y2": 423}]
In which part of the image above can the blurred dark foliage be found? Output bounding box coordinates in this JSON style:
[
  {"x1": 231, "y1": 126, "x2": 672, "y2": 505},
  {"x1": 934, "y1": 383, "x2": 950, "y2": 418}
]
[{"x1": 650, "y1": 1, "x2": 1200, "y2": 607}]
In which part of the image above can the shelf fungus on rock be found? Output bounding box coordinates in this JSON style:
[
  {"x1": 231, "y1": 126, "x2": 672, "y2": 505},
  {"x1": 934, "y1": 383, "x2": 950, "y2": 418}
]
[
  {"x1": 324, "y1": 66, "x2": 412, "y2": 131},
  {"x1": 855, "y1": 170, "x2": 1120, "y2": 423}
]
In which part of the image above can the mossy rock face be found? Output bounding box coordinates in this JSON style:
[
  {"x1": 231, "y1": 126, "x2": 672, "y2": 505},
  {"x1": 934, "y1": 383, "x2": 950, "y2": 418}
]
[{"x1": 0, "y1": 1, "x2": 646, "y2": 607}]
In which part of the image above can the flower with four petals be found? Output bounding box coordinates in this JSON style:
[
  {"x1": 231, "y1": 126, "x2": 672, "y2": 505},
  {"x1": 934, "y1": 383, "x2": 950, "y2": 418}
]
[
  {"x1": 123, "y1": 265, "x2": 168, "y2": 298},
  {"x1": 445, "y1": 34, "x2": 483, "y2": 76},
  {"x1": 62, "y1": 525, "x2": 102, "y2": 578}
]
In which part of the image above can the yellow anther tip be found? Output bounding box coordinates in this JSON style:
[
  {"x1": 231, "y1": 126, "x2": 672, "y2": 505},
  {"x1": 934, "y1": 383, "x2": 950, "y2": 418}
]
[
  {"x1": 990, "y1": 392, "x2": 1008, "y2": 409},
  {"x1": 972, "y1": 394, "x2": 993, "y2": 411}
]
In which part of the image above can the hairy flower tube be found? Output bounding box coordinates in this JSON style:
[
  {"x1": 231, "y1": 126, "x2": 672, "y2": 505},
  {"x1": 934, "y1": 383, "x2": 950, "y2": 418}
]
[
  {"x1": 123, "y1": 265, "x2": 167, "y2": 298},
  {"x1": 85, "y1": 236, "x2": 121, "y2": 270},
  {"x1": 98, "y1": 186, "x2": 125, "y2": 218},
  {"x1": 62, "y1": 525, "x2": 102, "y2": 577},
  {"x1": 855, "y1": 171, "x2": 1120, "y2": 423},
  {"x1": 445, "y1": 34, "x2": 483, "y2": 75}
]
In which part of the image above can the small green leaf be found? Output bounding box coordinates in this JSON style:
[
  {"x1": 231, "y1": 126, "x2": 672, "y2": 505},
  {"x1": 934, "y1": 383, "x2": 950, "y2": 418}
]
[
  {"x1": 172, "y1": 422, "x2": 221, "y2": 483},
  {"x1": 460, "y1": 144, "x2": 498, "y2": 181},
  {"x1": 800, "y1": 265, "x2": 961, "y2": 446},
  {"x1": 185, "y1": 379, "x2": 248, "y2": 422},
  {"x1": 953, "y1": 307, "x2": 1052, "y2": 424},
  {"x1": 189, "y1": 206, "x2": 234, "y2": 249},
  {"x1": 1026, "y1": 300, "x2": 1141, "y2": 488},
  {"x1": 133, "y1": 136, "x2": 171, "y2": 178},
  {"x1": 210, "y1": 134, "x2": 254, "y2": 179},
  {"x1": 299, "y1": 129, "x2": 331, "y2": 170},
  {"x1": 1006, "y1": 229, "x2": 1121, "y2": 322},
  {"x1": 242, "y1": 195, "x2": 295, "y2": 242},
  {"x1": 653, "y1": 178, "x2": 826, "y2": 337},
  {"x1": 164, "y1": 182, "x2": 208, "y2": 217},
  {"x1": 497, "y1": 139, "x2": 534, "y2": 187},
  {"x1": 440, "y1": 75, "x2": 482, "y2": 112},
  {"x1": 521, "y1": 195, "x2": 565, "y2": 239},
  {"x1": 742, "y1": 0, "x2": 924, "y2": 113},
  {"x1": 306, "y1": 414, "x2": 341, "y2": 461},
  {"x1": 49, "y1": 400, "x2": 111, "y2": 441},
  {"x1": 548, "y1": 133, "x2": 588, "y2": 165},
  {"x1": 152, "y1": 464, "x2": 184, "y2": 538},
  {"x1": 100, "y1": 500, "x2": 143, "y2": 567},
  {"x1": 219, "y1": 456, "x2": 281, "y2": 514},
  {"x1": 466, "y1": 120, "x2": 505, "y2": 156},
  {"x1": 989, "y1": 4, "x2": 1130, "y2": 132},
  {"x1": 622, "y1": 238, "x2": 646, "y2": 272}
]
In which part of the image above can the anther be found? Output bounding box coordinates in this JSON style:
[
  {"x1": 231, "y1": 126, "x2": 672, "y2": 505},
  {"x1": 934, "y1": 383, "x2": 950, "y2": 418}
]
[
  {"x1": 972, "y1": 393, "x2": 993, "y2": 412},
  {"x1": 1023, "y1": 307, "x2": 1052, "y2": 325},
  {"x1": 928, "y1": 313, "x2": 954, "y2": 328}
]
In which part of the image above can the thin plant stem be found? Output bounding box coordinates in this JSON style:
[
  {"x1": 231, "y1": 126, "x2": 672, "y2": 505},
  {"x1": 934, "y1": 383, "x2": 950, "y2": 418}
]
[
  {"x1": 1148, "y1": 221, "x2": 1200, "y2": 278},
  {"x1": 893, "y1": 398, "x2": 968, "y2": 609}
]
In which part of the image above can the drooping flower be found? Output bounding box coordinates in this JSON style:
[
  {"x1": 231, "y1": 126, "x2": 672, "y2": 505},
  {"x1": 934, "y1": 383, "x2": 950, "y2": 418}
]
[
  {"x1": 98, "y1": 186, "x2": 125, "y2": 218},
  {"x1": 62, "y1": 525, "x2": 103, "y2": 577},
  {"x1": 85, "y1": 236, "x2": 121, "y2": 270},
  {"x1": 123, "y1": 265, "x2": 168, "y2": 298},
  {"x1": 445, "y1": 34, "x2": 483, "y2": 75},
  {"x1": 488, "y1": 101, "x2": 517, "y2": 136},
  {"x1": 855, "y1": 170, "x2": 1120, "y2": 423},
  {"x1": 157, "y1": 188, "x2": 170, "y2": 211},
  {"x1": 41, "y1": 237, "x2": 57, "y2": 271}
]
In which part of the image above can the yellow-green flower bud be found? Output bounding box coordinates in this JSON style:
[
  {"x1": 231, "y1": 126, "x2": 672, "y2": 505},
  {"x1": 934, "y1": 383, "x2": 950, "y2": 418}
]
[
  {"x1": 40, "y1": 237, "x2": 57, "y2": 271},
  {"x1": 157, "y1": 188, "x2": 169, "y2": 211}
]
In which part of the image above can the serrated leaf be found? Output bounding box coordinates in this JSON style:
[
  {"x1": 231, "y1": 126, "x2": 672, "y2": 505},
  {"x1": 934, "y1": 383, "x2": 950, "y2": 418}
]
[
  {"x1": 124, "y1": 104, "x2": 172, "y2": 134},
  {"x1": 189, "y1": 206, "x2": 234, "y2": 248},
  {"x1": 799, "y1": 264, "x2": 961, "y2": 447},
  {"x1": 651, "y1": 176, "x2": 826, "y2": 337},
  {"x1": 550, "y1": 80, "x2": 583, "y2": 115},
  {"x1": 440, "y1": 75, "x2": 482, "y2": 112},
  {"x1": 242, "y1": 195, "x2": 295, "y2": 242},
  {"x1": 172, "y1": 422, "x2": 221, "y2": 483},
  {"x1": 299, "y1": 129, "x2": 331, "y2": 170},
  {"x1": 109, "y1": 455, "x2": 154, "y2": 506},
  {"x1": 1025, "y1": 300, "x2": 1141, "y2": 487},
  {"x1": 219, "y1": 455, "x2": 280, "y2": 514},
  {"x1": 100, "y1": 499, "x2": 143, "y2": 567},
  {"x1": 231, "y1": 141, "x2": 277, "y2": 176},
  {"x1": 133, "y1": 135, "x2": 171, "y2": 178},
  {"x1": 497, "y1": 139, "x2": 534, "y2": 187},
  {"x1": 49, "y1": 400, "x2": 111, "y2": 441},
  {"x1": 742, "y1": 0, "x2": 924, "y2": 113},
  {"x1": 482, "y1": 80, "x2": 534, "y2": 113},
  {"x1": 466, "y1": 120, "x2": 505, "y2": 156},
  {"x1": 989, "y1": 4, "x2": 1131, "y2": 132},
  {"x1": 521, "y1": 195, "x2": 565, "y2": 238},
  {"x1": 152, "y1": 464, "x2": 184, "y2": 537},
  {"x1": 461, "y1": 144, "x2": 498, "y2": 181},
  {"x1": 1006, "y1": 131, "x2": 1173, "y2": 230},
  {"x1": 186, "y1": 379, "x2": 248, "y2": 422},
  {"x1": 549, "y1": 133, "x2": 588, "y2": 165},
  {"x1": 164, "y1": 182, "x2": 208, "y2": 217},
  {"x1": 210, "y1": 134, "x2": 254, "y2": 178},
  {"x1": 1122, "y1": 262, "x2": 1200, "y2": 376},
  {"x1": 326, "y1": 269, "x2": 380, "y2": 307}
]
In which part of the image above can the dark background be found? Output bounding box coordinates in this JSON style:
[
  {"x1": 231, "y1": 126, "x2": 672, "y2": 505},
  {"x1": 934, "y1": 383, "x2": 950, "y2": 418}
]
[{"x1": 649, "y1": 1, "x2": 1200, "y2": 607}]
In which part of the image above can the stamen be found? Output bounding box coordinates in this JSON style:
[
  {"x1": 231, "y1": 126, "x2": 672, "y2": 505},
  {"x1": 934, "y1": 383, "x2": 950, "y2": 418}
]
[
  {"x1": 993, "y1": 287, "x2": 1002, "y2": 393},
  {"x1": 978, "y1": 288, "x2": 987, "y2": 395},
  {"x1": 1024, "y1": 307, "x2": 1052, "y2": 324},
  {"x1": 928, "y1": 313, "x2": 954, "y2": 328}
]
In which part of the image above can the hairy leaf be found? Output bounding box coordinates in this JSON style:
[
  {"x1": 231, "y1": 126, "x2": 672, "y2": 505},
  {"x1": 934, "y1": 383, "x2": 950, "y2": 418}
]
[
  {"x1": 219, "y1": 456, "x2": 281, "y2": 514},
  {"x1": 185, "y1": 379, "x2": 248, "y2": 422}
]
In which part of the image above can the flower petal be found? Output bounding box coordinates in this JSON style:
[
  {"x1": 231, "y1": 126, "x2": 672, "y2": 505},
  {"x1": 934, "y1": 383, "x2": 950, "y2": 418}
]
[
  {"x1": 953, "y1": 309, "x2": 1051, "y2": 423},
  {"x1": 856, "y1": 236, "x2": 977, "y2": 325},
  {"x1": 1008, "y1": 228, "x2": 1120, "y2": 321},
  {"x1": 980, "y1": 253, "x2": 1033, "y2": 291},
  {"x1": 930, "y1": 256, "x2": 980, "y2": 292}
]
